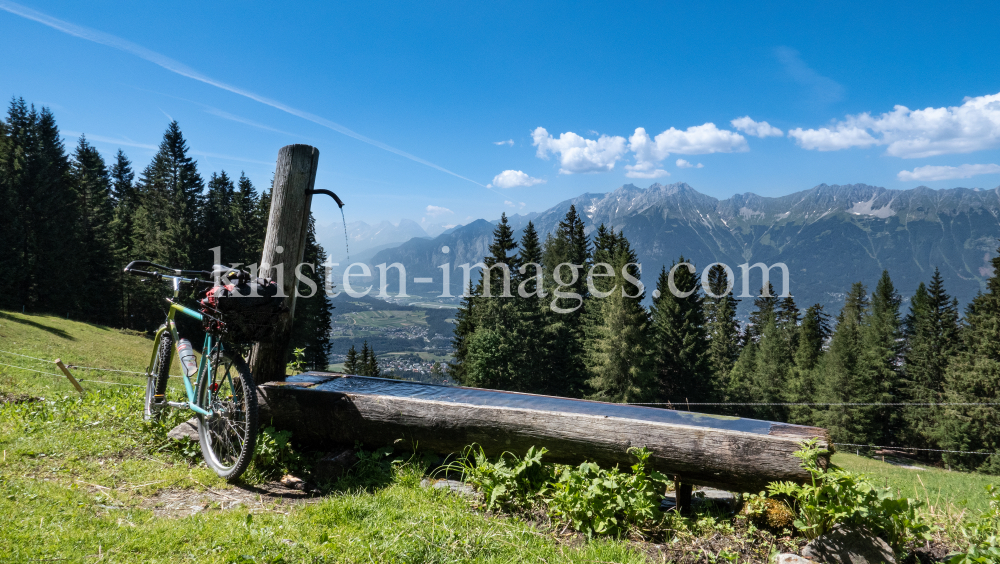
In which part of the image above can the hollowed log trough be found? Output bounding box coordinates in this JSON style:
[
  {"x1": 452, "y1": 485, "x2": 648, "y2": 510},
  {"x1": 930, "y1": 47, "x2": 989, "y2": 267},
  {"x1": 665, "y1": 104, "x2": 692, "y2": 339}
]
[{"x1": 258, "y1": 373, "x2": 831, "y2": 492}]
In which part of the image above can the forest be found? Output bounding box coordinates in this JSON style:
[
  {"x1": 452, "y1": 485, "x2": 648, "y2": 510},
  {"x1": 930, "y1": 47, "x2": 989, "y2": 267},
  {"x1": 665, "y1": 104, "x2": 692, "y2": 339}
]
[
  {"x1": 450, "y1": 207, "x2": 1000, "y2": 475},
  {"x1": 0, "y1": 98, "x2": 333, "y2": 370}
]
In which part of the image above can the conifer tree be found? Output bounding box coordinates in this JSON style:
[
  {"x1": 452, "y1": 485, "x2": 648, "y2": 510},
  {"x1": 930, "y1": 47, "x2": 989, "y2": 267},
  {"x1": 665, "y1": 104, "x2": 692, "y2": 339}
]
[
  {"x1": 70, "y1": 135, "x2": 117, "y2": 324},
  {"x1": 344, "y1": 344, "x2": 359, "y2": 374},
  {"x1": 787, "y1": 304, "x2": 831, "y2": 425},
  {"x1": 202, "y1": 171, "x2": 237, "y2": 263},
  {"x1": 704, "y1": 264, "x2": 741, "y2": 386},
  {"x1": 901, "y1": 269, "x2": 960, "y2": 451},
  {"x1": 817, "y1": 282, "x2": 872, "y2": 443},
  {"x1": 109, "y1": 149, "x2": 138, "y2": 326},
  {"x1": 861, "y1": 270, "x2": 904, "y2": 446},
  {"x1": 937, "y1": 249, "x2": 1000, "y2": 473},
  {"x1": 514, "y1": 221, "x2": 549, "y2": 394},
  {"x1": 449, "y1": 281, "x2": 477, "y2": 385},
  {"x1": 752, "y1": 315, "x2": 793, "y2": 421},
  {"x1": 232, "y1": 173, "x2": 262, "y2": 268},
  {"x1": 289, "y1": 215, "x2": 333, "y2": 370},
  {"x1": 650, "y1": 257, "x2": 710, "y2": 404},
  {"x1": 746, "y1": 283, "x2": 779, "y2": 343},
  {"x1": 359, "y1": 341, "x2": 372, "y2": 376},
  {"x1": 367, "y1": 344, "x2": 381, "y2": 378}
]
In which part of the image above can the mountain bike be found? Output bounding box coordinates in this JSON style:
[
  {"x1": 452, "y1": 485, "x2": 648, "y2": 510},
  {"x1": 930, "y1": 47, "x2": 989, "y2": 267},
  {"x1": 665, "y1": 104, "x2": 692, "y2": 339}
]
[{"x1": 125, "y1": 260, "x2": 265, "y2": 480}]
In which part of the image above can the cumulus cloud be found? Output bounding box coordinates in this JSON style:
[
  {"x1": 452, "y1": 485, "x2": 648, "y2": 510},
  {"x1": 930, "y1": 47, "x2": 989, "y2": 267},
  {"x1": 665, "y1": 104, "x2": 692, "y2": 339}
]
[
  {"x1": 489, "y1": 169, "x2": 546, "y2": 189},
  {"x1": 676, "y1": 159, "x2": 704, "y2": 169},
  {"x1": 625, "y1": 124, "x2": 745, "y2": 178},
  {"x1": 789, "y1": 91, "x2": 1000, "y2": 158},
  {"x1": 897, "y1": 163, "x2": 1000, "y2": 182},
  {"x1": 532, "y1": 127, "x2": 628, "y2": 174},
  {"x1": 494, "y1": 139, "x2": 514, "y2": 146},
  {"x1": 425, "y1": 205, "x2": 453, "y2": 218},
  {"x1": 730, "y1": 116, "x2": 783, "y2": 138}
]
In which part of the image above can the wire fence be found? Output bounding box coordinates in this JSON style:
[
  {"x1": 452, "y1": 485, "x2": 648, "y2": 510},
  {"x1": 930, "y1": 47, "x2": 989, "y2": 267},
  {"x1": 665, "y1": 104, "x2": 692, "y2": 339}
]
[{"x1": 0, "y1": 349, "x2": 147, "y2": 388}]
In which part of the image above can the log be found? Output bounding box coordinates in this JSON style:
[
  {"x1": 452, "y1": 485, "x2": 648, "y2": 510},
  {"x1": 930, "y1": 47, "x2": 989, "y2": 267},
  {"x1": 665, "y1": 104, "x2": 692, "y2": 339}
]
[
  {"x1": 249, "y1": 144, "x2": 320, "y2": 383},
  {"x1": 258, "y1": 373, "x2": 831, "y2": 492}
]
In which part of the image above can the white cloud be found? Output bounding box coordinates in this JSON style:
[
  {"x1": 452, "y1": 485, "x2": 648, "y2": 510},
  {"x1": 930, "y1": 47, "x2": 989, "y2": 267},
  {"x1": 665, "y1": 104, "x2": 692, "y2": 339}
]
[
  {"x1": 425, "y1": 205, "x2": 454, "y2": 218},
  {"x1": 489, "y1": 169, "x2": 546, "y2": 189},
  {"x1": 626, "y1": 124, "x2": 745, "y2": 178},
  {"x1": 775, "y1": 47, "x2": 845, "y2": 106},
  {"x1": 494, "y1": 139, "x2": 514, "y2": 146},
  {"x1": 676, "y1": 159, "x2": 704, "y2": 169},
  {"x1": 789, "y1": 91, "x2": 1000, "y2": 158},
  {"x1": 897, "y1": 163, "x2": 1000, "y2": 182},
  {"x1": 730, "y1": 116, "x2": 783, "y2": 138},
  {"x1": 532, "y1": 127, "x2": 627, "y2": 174}
]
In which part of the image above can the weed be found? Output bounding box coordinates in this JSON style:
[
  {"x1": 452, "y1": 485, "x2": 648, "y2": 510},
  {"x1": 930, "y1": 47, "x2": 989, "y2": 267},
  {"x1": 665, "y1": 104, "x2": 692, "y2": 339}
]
[{"x1": 946, "y1": 485, "x2": 1000, "y2": 564}]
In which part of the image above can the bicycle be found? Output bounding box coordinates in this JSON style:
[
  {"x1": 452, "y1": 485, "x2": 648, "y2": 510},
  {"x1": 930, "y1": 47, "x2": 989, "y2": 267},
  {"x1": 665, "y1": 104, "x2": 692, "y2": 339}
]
[{"x1": 124, "y1": 260, "x2": 275, "y2": 480}]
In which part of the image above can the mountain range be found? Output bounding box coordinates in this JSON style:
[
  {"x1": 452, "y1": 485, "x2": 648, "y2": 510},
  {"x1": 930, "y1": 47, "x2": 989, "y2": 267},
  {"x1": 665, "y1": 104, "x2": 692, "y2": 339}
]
[{"x1": 357, "y1": 182, "x2": 1000, "y2": 317}]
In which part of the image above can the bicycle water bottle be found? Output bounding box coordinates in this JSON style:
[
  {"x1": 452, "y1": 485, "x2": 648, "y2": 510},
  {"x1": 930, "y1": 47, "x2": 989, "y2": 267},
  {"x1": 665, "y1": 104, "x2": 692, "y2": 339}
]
[{"x1": 176, "y1": 339, "x2": 198, "y2": 378}]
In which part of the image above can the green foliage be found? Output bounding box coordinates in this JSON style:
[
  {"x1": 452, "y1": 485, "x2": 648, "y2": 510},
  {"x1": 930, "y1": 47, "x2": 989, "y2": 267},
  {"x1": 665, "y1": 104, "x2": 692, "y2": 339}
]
[
  {"x1": 286, "y1": 347, "x2": 307, "y2": 375},
  {"x1": 442, "y1": 444, "x2": 551, "y2": 511},
  {"x1": 767, "y1": 440, "x2": 931, "y2": 553},
  {"x1": 547, "y1": 447, "x2": 671, "y2": 537},
  {"x1": 650, "y1": 257, "x2": 710, "y2": 404},
  {"x1": 946, "y1": 485, "x2": 1000, "y2": 564},
  {"x1": 246, "y1": 426, "x2": 304, "y2": 482}
]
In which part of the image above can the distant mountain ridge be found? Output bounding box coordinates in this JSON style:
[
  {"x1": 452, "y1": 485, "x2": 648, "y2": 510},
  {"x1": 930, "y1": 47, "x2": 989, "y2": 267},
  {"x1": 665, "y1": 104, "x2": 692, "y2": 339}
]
[{"x1": 369, "y1": 182, "x2": 1000, "y2": 315}]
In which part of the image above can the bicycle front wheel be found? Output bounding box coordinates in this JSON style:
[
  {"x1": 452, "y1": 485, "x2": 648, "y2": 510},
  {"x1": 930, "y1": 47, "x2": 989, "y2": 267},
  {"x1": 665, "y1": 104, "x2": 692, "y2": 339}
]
[
  {"x1": 144, "y1": 326, "x2": 172, "y2": 422},
  {"x1": 195, "y1": 347, "x2": 258, "y2": 480}
]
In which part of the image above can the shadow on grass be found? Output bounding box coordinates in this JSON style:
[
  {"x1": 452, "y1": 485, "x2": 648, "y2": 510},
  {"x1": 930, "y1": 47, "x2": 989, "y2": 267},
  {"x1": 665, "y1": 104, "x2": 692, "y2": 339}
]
[{"x1": 0, "y1": 311, "x2": 76, "y2": 341}]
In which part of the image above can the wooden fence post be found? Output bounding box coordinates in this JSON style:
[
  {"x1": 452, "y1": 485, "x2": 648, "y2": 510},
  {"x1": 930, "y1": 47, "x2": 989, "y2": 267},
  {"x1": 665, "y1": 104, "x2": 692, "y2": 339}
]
[
  {"x1": 249, "y1": 144, "x2": 320, "y2": 384},
  {"x1": 54, "y1": 359, "x2": 84, "y2": 394}
]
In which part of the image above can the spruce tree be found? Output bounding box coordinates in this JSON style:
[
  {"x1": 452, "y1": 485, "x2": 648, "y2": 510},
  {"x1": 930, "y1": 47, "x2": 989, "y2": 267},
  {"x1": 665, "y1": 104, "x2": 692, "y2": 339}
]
[
  {"x1": 787, "y1": 304, "x2": 831, "y2": 425},
  {"x1": 70, "y1": 135, "x2": 116, "y2": 324},
  {"x1": 585, "y1": 228, "x2": 653, "y2": 403},
  {"x1": 937, "y1": 249, "x2": 1000, "y2": 473},
  {"x1": 861, "y1": 270, "x2": 904, "y2": 446},
  {"x1": 817, "y1": 282, "x2": 872, "y2": 444},
  {"x1": 704, "y1": 264, "x2": 741, "y2": 388},
  {"x1": 650, "y1": 257, "x2": 710, "y2": 404},
  {"x1": 902, "y1": 269, "x2": 960, "y2": 452},
  {"x1": 359, "y1": 341, "x2": 372, "y2": 377},
  {"x1": 344, "y1": 344, "x2": 359, "y2": 374},
  {"x1": 367, "y1": 344, "x2": 381, "y2": 378},
  {"x1": 514, "y1": 221, "x2": 549, "y2": 394},
  {"x1": 232, "y1": 173, "x2": 262, "y2": 268},
  {"x1": 752, "y1": 315, "x2": 793, "y2": 421},
  {"x1": 746, "y1": 283, "x2": 779, "y2": 343},
  {"x1": 449, "y1": 280, "x2": 477, "y2": 385},
  {"x1": 202, "y1": 171, "x2": 237, "y2": 263},
  {"x1": 109, "y1": 149, "x2": 138, "y2": 327}
]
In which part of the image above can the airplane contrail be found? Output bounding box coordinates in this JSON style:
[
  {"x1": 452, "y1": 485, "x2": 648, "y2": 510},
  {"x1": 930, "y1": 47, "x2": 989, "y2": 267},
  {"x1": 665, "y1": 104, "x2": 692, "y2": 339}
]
[{"x1": 0, "y1": 0, "x2": 491, "y2": 190}]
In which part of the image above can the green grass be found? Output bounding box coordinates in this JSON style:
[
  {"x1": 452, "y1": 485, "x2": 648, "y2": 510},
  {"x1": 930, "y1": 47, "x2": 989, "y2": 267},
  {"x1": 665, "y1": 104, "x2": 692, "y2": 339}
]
[
  {"x1": 340, "y1": 310, "x2": 427, "y2": 328},
  {"x1": 835, "y1": 452, "x2": 996, "y2": 517},
  {"x1": 0, "y1": 311, "x2": 648, "y2": 563}
]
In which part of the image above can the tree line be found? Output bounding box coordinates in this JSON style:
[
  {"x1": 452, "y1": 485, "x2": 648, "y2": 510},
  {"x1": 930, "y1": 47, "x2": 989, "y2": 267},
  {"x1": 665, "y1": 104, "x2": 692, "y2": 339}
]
[
  {"x1": 0, "y1": 98, "x2": 332, "y2": 370},
  {"x1": 451, "y1": 207, "x2": 1000, "y2": 475}
]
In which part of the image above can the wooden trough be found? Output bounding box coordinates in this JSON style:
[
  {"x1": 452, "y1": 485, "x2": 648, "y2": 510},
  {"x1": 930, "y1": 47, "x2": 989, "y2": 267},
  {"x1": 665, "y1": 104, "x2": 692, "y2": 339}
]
[{"x1": 258, "y1": 372, "x2": 831, "y2": 492}]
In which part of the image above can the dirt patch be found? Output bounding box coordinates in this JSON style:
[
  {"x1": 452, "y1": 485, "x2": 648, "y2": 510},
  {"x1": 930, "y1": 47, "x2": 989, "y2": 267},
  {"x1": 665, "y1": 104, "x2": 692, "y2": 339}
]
[
  {"x1": 139, "y1": 480, "x2": 323, "y2": 518},
  {"x1": 0, "y1": 391, "x2": 41, "y2": 405}
]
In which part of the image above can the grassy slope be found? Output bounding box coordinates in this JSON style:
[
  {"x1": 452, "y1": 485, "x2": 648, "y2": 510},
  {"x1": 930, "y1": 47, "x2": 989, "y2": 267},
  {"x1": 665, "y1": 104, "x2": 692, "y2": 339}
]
[{"x1": 0, "y1": 311, "x2": 645, "y2": 563}]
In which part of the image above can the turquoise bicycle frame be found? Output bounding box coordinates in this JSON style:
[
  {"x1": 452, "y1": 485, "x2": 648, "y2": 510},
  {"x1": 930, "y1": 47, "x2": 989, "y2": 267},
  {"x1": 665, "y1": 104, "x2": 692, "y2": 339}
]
[{"x1": 147, "y1": 301, "x2": 215, "y2": 417}]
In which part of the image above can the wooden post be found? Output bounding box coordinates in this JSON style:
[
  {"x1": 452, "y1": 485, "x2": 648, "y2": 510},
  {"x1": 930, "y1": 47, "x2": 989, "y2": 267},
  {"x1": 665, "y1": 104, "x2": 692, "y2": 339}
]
[
  {"x1": 54, "y1": 359, "x2": 84, "y2": 394},
  {"x1": 674, "y1": 477, "x2": 692, "y2": 514},
  {"x1": 249, "y1": 144, "x2": 320, "y2": 384}
]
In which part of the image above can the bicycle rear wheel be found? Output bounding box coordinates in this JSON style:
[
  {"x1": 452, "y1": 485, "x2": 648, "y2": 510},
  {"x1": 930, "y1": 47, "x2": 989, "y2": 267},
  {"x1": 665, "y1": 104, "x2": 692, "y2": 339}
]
[
  {"x1": 144, "y1": 326, "x2": 172, "y2": 422},
  {"x1": 195, "y1": 346, "x2": 258, "y2": 480}
]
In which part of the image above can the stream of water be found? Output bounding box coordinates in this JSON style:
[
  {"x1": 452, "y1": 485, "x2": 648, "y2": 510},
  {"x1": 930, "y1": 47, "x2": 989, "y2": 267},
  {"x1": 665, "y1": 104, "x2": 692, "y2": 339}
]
[{"x1": 339, "y1": 207, "x2": 350, "y2": 261}]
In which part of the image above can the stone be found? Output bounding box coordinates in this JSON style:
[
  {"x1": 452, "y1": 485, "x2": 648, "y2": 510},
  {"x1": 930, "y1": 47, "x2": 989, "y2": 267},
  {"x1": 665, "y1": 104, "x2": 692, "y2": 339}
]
[
  {"x1": 312, "y1": 449, "x2": 359, "y2": 483},
  {"x1": 279, "y1": 474, "x2": 309, "y2": 491},
  {"x1": 420, "y1": 478, "x2": 476, "y2": 497},
  {"x1": 661, "y1": 487, "x2": 736, "y2": 511},
  {"x1": 776, "y1": 555, "x2": 814, "y2": 564},
  {"x1": 802, "y1": 525, "x2": 895, "y2": 564},
  {"x1": 167, "y1": 417, "x2": 199, "y2": 441}
]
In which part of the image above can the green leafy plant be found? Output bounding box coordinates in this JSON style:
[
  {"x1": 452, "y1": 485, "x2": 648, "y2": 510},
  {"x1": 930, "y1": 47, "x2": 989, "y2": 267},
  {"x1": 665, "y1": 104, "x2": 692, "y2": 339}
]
[
  {"x1": 767, "y1": 439, "x2": 931, "y2": 553},
  {"x1": 545, "y1": 447, "x2": 671, "y2": 538},
  {"x1": 286, "y1": 347, "x2": 307, "y2": 375},
  {"x1": 440, "y1": 444, "x2": 551, "y2": 511},
  {"x1": 946, "y1": 485, "x2": 1000, "y2": 564},
  {"x1": 247, "y1": 426, "x2": 304, "y2": 481}
]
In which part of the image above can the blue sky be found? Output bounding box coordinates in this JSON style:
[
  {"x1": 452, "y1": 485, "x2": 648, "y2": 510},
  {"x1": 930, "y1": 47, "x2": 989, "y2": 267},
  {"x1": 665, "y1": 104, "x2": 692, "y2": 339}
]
[{"x1": 3, "y1": 0, "x2": 1000, "y2": 249}]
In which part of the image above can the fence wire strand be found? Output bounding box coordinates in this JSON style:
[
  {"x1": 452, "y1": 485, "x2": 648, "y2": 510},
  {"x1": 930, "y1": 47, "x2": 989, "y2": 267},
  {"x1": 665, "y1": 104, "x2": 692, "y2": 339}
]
[{"x1": 833, "y1": 442, "x2": 994, "y2": 456}]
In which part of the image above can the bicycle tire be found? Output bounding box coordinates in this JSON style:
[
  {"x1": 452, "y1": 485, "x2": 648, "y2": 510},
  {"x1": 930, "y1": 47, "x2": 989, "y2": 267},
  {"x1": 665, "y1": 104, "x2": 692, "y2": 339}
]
[
  {"x1": 144, "y1": 326, "x2": 172, "y2": 422},
  {"x1": 195, "y1": 346, "x2": 258, "y2": 480}
]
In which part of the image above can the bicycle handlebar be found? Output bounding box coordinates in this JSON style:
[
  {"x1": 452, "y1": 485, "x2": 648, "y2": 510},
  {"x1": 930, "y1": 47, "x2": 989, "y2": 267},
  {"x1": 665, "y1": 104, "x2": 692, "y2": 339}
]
[{"x1": 124, "y1": 260, "x2": 216, "y2": 286}]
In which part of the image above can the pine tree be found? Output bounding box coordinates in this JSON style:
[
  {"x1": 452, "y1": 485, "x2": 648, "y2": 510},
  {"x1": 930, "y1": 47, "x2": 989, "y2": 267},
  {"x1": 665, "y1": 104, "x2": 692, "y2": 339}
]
[
  {"x1": 539, "y1": 206, "x2": 591, "y2": 397},
  {"x1": 787, "y1": 304, "x2": 831, "y2": 425},
  {"x1": 861, "y1": 270, "x2": 904, "y2": 446},
  {"x1": 449, "y1": 281, "x2": 477, "y2": 385},
  {"x1": 746, "y1": 283, "x2": 779, "y2": 343},
  {"x1": 344, "y1": 344, "x2": 359, "y2": 374},
  {"x1": 70, "y1": 135, "x2": 117, "y2": 324},
  {"x1": 901, "y1": 269, "x2": 961, "y2": 452},
  {"x1": 288, "y1": 214, "x2": 333, "y2": 371},
  {"x1": 816, "y1": 282, "x2": 872, "y2": 444},
  {"x1": 367, "y1": 343, "x2": 381, "y2": 378},
  {"x1": 650, "y1": 257, "x2": 710, "y2": 404},
  {"x1": 129, "y1": 121, "x2": 205, "y2": 330},
  {"x1": 704, "y1": 264, "x2": 741, "y2": 389},
  {"x1": 937, "y1": 249, "x2": 1000, "y2": 473},
  {"x1": 359, "y1": 341, "x2": 372, "y2": 377},
  {"x1": 109, "y1": 149, "x2": 138, "y2": 327},
  {"x1": 514, "y1": 221, "x2": 549, "y2": 394},
  {"x1": 202, "y1": 170, "x2": 237, "y2": 264},
  {"x1": 232, "y1": 172, "x2": 262, "y2": 268},
  {"x1": 585, "y1": 228, "x2": 653, "y2": 403}
]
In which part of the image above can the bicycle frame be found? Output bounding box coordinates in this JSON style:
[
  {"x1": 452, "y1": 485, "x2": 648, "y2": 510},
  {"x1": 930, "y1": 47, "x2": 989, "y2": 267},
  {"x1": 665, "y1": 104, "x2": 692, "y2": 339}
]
[{"x1": 147, "y1": 300, "x2": 216, "y2": 417}]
